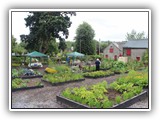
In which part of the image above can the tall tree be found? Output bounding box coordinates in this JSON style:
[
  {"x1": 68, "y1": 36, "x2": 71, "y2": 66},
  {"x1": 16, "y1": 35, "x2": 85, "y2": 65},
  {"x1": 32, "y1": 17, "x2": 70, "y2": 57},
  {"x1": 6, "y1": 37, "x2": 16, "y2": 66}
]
[
  {"x1": 58, "y1": 39, "x2": 67, "y2": 52},
  {"x1": 75, "y1": 22, "x2": 96, "y2": 55},
  {"x1": 21, "y1": 12, "x2": 76, "y2": 53},
  {"x1": 11, "y1": 35, "x2": 17, "y2": 53},
  {"x1": 126, "y1": 29, "x2": 147, "y2": 40},
  {"x1": 46, "y1": 37, "x2": 59, "y2": 56}
]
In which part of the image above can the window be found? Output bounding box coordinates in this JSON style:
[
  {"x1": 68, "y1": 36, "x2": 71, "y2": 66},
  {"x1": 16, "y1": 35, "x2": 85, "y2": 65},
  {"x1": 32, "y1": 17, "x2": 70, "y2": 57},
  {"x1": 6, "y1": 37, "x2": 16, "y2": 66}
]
[
  {"x1": 136, "y1": 57, "x2": 140, "y2": 61},
  {"x1": 126, "y1": 49, "x2": 131, "y2": 56},
  {"x1": 109, "y1": 46, "x2": 113, "y2": 53}
]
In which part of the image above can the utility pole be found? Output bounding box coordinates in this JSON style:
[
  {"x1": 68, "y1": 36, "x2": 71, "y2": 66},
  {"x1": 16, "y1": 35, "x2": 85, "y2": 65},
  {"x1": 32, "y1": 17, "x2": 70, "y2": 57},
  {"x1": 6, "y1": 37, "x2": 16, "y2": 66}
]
[{"x1": 99, "y1": 38, "x2": 100, "y2": 55}]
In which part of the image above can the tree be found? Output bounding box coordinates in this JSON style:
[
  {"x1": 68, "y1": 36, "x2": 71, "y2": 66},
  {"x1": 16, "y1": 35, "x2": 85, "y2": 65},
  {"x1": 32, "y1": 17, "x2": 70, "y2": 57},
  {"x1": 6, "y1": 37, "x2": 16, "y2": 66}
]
[
  {"x1": 126, "y1": 29, "x2": 147, "y2": 40},
  {"x1": 13, "y1": 43, "x2": 27, "y2": 55},
  {"x1": 11, "y1": 35, "x2": 17, "y2": 53},
  {"x1": 75, "y1": 22, "x2": 96, "y2": 55},
  {"x1": 58, "y1": 39, "x2": 67, "y2": 52},
  {"x1": 21, "y1": 12, "x2": 76, "y2": 53},
  {"x1": 46, "y1": 37, "x2": 59, "y2": 56}
]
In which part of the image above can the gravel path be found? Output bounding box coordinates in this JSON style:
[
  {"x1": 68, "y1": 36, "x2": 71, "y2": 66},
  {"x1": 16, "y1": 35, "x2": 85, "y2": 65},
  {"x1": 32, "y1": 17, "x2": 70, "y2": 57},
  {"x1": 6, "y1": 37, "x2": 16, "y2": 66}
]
[{"x1": 11, "y1": 74, "x2": 148, "y2": 109}]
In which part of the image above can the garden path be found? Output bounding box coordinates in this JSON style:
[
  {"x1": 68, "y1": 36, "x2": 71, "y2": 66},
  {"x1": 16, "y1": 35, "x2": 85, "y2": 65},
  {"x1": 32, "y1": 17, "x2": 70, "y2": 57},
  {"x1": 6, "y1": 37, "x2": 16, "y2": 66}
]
[{"x1": 11, "y1": 74, "x2": 148, "y2": 109}]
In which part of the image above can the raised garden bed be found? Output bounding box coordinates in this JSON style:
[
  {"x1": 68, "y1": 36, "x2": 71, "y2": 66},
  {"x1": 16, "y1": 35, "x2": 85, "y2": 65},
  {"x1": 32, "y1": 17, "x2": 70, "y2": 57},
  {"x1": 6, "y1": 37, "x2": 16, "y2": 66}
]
[
  {"x1": 114, "y1": 71, "x2": 129, "y2": 74},
  {"x1": 42, "y1": 78, "x2": 85, "y2": 86},
  {"x1": 12, "y1": 78, "x2": 44, "y2": 92},
  {"x1": 84, "y1": 74, "x2": 114, "y2": 79},
  {"x1": 12, "y1": 85, "x2": 44, "y2": 92},
  {"x1": 57, "y1": 70, "x2": 148, "y2": 108},
  {"x1": 42, "y1": 71, "x2": 84, "y2": 85},
  {"x1": 56, "y1": 90, "x2": 148, "y2": 108},
  {"x1": 83, "y1": 70, "x2": 114, "y2": 78},
  {"x1": 13, "y1": 75, "x2": 43, "y2": 79}
]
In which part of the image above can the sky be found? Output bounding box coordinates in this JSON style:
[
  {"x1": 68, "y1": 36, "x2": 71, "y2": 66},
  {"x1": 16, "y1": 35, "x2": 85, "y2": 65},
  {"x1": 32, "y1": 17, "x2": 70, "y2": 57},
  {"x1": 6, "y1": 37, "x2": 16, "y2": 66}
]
[{"x1": 12, "y1": 10, "x2": 148, "y2": 43}]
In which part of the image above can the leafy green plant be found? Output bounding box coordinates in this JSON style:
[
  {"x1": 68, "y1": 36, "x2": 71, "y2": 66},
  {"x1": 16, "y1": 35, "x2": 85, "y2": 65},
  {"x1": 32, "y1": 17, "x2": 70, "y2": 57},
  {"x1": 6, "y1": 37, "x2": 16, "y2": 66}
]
[
  {"x1": 61, "y1": 81, "x2": 114, "y2": 108},
  {"x1": 12, "y1": 69, "x2": 19, "y2": 77},
  {"x1": 43, "y1": 72, "x2": 84, "y2": 84},
  {"x1": 115, "y1": 96, "x2": 121, "y2": 104},
  {"x1": 83, "y1": 70, "x2": 114, "y2": 78}
]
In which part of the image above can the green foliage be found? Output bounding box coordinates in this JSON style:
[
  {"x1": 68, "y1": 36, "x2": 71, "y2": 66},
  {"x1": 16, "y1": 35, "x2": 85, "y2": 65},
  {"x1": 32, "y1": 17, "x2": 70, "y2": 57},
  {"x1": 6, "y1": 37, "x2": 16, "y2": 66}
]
[
  {"x1": 75, "y1": 22, "x2": 96, "y2": 55},
  {"x1": 83, "y1": 70, "x2": 114, "y2": 78},
  {"x1": 126, "y1": 29, "x2": 147, "y2": 40},
  {"x1": 12, "y1": 35, "x2": 17, "y2": 53},
  {"x1": 109, "y1": 70, "x2": 147, "y2": 102},
  {"x1": 61, "y1": 81, "x2": 113, "y2": 108},
  {"x1": 46, "y1": 37, "x2": 59, "y2": 56},
  {"x1": 115, "y1": 96, "x2": 121, "y2": 104},
  {"x1": 12, "y1": 78, "x2": 25, "y2": 89},
  {"x1": 100, "y1": 59, "x2": 113, "y2": 69},
  {"x1": 127, "y1": 60, "x2": 145, "y2": 70},
  {"x1": 111, "y1": 61, "x2": 128, "y2": 73},
  {"x1": 60, "y1": 69, "x2": 148, "y2": 108},
  {"x1": 12, "y1": 69, "x2": 19, "y2": 77},
  {"x1": 12, "y1": 78, "x2": 43, "y2": 89},
  {"x1": 83, "y1": 66, "x2": 95, "y2": 72},
  {"x1": 12, "y1": 43, "x2": 27, "y2": 55},
  {"x1": 21, "y1": 12, "x2": 76, "y2": 53},
  {"x1": 142, "y1": 49, "x2": 149, "y2": 65},
  {"x1": 43, "y1": 71, "x2": 84, "y2": 84}
]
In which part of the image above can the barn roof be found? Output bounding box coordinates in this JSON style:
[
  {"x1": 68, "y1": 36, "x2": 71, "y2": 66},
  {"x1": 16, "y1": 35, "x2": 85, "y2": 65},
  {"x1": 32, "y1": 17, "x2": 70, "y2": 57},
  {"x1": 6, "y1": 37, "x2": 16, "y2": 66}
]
[{"x1": 123, "y1": 39, "x2": 148, "y2": 48}]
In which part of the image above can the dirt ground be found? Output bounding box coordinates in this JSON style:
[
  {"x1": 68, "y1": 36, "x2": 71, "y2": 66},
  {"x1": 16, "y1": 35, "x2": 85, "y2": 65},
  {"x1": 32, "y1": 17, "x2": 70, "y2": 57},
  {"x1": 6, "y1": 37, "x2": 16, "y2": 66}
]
[{"x1": 11, "y1": 73, "x2": 149, "y2": 109}]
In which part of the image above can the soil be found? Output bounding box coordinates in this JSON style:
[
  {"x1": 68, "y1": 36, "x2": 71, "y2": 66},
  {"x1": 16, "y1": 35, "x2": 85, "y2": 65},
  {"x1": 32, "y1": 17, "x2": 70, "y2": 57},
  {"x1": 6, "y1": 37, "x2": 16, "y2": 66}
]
[
  {"x1": 106, "y1": 89, "x2": 121, "y2": 101},
  {"x1": 12, "y1": 73, "x2": 123, "y2": 108},
  {"x1": 25, "y1": 78, "x2": 42, "y2": 87}
]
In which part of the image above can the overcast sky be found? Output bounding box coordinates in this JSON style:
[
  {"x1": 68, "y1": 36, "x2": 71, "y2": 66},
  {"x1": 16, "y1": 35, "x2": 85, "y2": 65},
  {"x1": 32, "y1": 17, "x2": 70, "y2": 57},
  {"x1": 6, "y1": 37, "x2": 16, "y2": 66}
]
[{"x1": 12, "y1": 10, "x2": 148, "y2": 43}]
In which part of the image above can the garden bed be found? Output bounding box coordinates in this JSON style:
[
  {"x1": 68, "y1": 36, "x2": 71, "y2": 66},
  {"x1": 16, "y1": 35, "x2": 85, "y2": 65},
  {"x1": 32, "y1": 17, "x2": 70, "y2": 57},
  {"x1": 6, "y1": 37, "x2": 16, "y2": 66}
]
[
  {"x1": 57, "y1": 70, "x2": 149, "y2": 109},
  {"x1": 114, "y1": 71, "x2": 129, "y2": 74},
  {"x1": 13, "y1": 75, "x2": 43, "y2": 79},
  {"x1": 12, "y1": 85, "x2": 44, "y2": 92},
  {"x1": 56, "y1": 89, "x2": 148, "y2": 108},
  {"x1": 83, "y1": 70, "x2": 114, "y2": 78},
  {"x1": 84, "y1": 74, "x2": 114, "y2": 79},
  {"x1": 12, "y1": 78, "x2": 44, "y2": 92},
  {"x1": 42, "y1": 78, "x2": 85, "y2": 86}
]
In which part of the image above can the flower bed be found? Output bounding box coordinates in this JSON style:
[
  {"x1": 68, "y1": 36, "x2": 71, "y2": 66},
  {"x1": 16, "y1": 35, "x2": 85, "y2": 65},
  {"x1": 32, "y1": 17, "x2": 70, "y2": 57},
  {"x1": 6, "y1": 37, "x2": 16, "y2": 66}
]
[
  {"x1": 12, "y1": 68, "x2": 43, "y2": 79},
  {"x1": 42, "y1": 72, "x2": 85, "y2": 85},
  {"x1": 83, "y1": 70, "x2": 114, "y2": 78},
  {"x1": 12, "y1": 78, "x2": 44, "y2": 91},
  {"x1": 57, "y1": 70, "x2": 148, "y2": 108}
]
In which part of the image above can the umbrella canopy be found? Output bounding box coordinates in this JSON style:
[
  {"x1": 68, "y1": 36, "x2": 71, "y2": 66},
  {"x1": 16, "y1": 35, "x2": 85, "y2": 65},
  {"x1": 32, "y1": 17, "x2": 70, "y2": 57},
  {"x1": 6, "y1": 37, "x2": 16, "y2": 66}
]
[
  {"x1": 26, "y1": 51, "x2": 47, "y2": 57},
  {"x1": 25, "y1": 51, "x2": 48, "y2": 67},
  {"x1": 67, "y1": 52, "x2": 85, "y2": 57}
]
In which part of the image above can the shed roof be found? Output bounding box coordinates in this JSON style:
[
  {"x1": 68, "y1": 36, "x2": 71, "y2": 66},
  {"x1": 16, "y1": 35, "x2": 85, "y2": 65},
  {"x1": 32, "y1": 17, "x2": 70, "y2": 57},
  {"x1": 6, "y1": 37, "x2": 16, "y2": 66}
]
[
  {"x1": 123, "y1": 39, "x2": 148, "y2": 48},
  {"x1": 26, "y1": 51, "x2": 47, "y2": 57}
]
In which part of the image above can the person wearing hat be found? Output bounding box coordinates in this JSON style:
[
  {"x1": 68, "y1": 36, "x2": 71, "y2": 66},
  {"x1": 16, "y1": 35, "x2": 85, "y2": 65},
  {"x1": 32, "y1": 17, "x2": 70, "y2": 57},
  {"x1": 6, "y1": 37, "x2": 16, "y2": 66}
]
[{"x1": 95, "y1": 58, "x2": 101, "y2": 71}]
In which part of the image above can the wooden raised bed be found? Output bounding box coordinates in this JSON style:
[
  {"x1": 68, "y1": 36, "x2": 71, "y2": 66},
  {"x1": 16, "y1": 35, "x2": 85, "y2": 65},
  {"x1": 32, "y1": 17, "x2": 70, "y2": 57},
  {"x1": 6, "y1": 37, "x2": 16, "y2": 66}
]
[
  {"x1": 12, "y1": 85, "x2": 44, "y2": 92},
  {"x1": 12, "y1": 75, "x2": 43, "y2": 79},
  {"x1": 42, "y1": 78, "x2": 85, "y2": 86},
  {"x1": 84, "y1": 74, "x2": 114, "y2": 79},
  {"x1": 56, "y1": 90, "x2": 148, "y2": 109}
]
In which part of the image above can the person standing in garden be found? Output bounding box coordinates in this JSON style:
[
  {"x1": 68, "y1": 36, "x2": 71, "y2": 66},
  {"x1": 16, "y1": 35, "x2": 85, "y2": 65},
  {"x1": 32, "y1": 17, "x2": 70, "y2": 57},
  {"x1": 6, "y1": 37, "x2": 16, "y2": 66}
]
[{"x1": 95, "y1": 58, "x2": 101, "y2": 71}]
